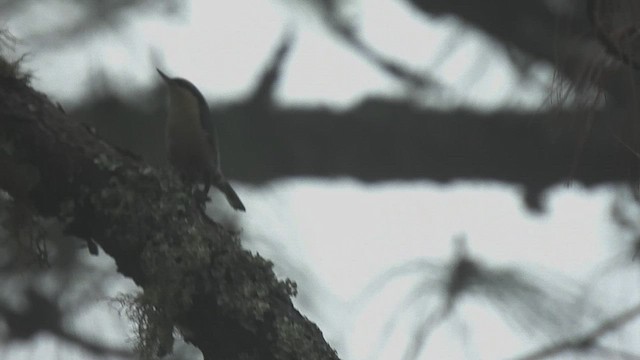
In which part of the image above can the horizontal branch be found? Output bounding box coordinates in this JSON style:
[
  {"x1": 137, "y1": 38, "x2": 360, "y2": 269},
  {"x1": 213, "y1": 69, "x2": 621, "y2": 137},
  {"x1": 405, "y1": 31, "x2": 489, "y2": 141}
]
[
  {"x1": 215, "y1": 100, "x2": 639, "y2": 200},
  {"x1": 71, "y1": 92, "x2": 640, "y2": 213}
]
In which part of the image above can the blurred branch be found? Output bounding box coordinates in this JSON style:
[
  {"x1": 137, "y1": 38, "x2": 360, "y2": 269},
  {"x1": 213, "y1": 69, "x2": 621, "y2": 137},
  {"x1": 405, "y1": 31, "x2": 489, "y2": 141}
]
[
  {"x1": 221, "y1": 100, "x2": 637, "y2": 203},
  {"x1": 334, "y1": 26, "x2": 440, "y2": 89},
  {"x1": 0, "y1": 288, "x2": 134, "y2": 358},
  {"x1": 247, "y1": 27, "x2": 295, "y2": 109},
  {"x1": 357, "y1": 237, "x2": 591, "y2": 360},
  {"x1": 315, "y1": 1, "x2": 440, "y2": 90},
  {"x1": 511, "y1": 302, "x2": 640, "y2": 360},
  {"x1": 403, "y1": 0, "x2": 586, "y2": 73},
  {"x1": 587, "y1": 0, "x2": 640, "y2": 71},
  {"x1": 73, "y1": 90, "x2": 640, "y2": 213}
]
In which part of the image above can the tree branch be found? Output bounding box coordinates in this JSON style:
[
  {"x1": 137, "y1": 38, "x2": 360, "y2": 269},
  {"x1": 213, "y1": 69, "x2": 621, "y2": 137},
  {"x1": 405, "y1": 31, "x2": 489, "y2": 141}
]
[
  {"x1": 0, "y1": 75, "x2": 338, "y2": 359},
  {"x1": 511, "y1": 302, "x2": 640, "y2": 360}
]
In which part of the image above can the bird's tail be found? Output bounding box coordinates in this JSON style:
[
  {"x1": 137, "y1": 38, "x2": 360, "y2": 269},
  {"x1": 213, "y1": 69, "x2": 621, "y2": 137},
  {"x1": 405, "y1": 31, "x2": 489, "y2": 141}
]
[{"x1": 216, "y1": 181, "x2": 246, "y2": 211}]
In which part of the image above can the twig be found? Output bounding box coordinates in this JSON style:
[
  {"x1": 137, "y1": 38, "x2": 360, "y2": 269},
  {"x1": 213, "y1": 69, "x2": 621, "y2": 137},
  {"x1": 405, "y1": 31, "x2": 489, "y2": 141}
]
[{"x1": 511, "y1": 302, "x2": 640, "y2": 360}]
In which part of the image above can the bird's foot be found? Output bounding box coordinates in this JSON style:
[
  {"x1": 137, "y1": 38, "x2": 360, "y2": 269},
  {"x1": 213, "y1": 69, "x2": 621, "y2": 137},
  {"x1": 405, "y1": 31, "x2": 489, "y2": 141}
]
[{"x1": 194, "y1": 188, "x2": 211, "y2": 209}]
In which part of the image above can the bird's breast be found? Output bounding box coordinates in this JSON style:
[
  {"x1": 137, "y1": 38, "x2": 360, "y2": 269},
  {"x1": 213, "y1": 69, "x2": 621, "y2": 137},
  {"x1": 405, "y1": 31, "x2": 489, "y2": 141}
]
[{"x1": 166, "y1": 118, "x2": 213, "y2": 180}]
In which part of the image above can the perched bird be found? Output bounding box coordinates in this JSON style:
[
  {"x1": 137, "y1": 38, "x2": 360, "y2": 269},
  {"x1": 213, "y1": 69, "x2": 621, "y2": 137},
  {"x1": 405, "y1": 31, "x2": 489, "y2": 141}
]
[{"x1": 157, "y1": 68, "x2": 245, "y2": 211}]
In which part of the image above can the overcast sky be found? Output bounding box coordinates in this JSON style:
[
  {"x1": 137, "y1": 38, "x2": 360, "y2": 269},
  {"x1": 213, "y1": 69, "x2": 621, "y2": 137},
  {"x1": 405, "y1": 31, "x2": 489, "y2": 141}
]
[{"x1": 8, "y1": 0, "x2": 552, "y2": 110}]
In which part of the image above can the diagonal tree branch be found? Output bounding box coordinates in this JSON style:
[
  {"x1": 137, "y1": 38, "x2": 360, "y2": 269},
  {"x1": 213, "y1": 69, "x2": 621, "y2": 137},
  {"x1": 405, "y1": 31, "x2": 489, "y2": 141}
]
[
  {"x1": 0, "y1": 73, "x2": 338, "y2": 360},
  {"x1": 511, "y1": 302, "x2": 640, "y2": 360}
]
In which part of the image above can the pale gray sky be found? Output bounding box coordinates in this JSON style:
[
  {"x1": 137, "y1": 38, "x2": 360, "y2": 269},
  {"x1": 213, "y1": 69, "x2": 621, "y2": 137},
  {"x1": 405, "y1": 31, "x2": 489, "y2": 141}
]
[{"x1": 9, "y1": 0, "x2": 552, "y2": 110}]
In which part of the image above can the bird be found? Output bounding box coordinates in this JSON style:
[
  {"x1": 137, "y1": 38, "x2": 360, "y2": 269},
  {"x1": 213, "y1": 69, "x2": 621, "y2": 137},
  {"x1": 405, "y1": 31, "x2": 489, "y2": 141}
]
[{"x1": 157, "y1": 68, "x2": 245, "y2": 212}]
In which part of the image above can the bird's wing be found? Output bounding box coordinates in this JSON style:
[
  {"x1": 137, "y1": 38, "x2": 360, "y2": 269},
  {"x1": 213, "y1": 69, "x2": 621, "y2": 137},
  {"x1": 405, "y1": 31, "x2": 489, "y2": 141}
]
[{"x1": 174, "y1": 78, "x2": 221, "y2": 167}]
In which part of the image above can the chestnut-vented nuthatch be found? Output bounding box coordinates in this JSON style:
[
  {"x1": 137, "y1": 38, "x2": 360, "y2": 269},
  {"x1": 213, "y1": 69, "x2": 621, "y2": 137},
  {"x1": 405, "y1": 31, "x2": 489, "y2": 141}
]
[{"x1": 157, "y1": 68, "x2": 245, "y2": 212}]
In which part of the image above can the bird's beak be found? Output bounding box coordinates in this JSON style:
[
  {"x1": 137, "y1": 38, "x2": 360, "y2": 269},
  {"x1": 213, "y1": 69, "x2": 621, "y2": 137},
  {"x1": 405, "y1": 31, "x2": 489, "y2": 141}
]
[{"x1": 156, "y1": 68, "x2": 170, "y2": 82}]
